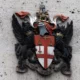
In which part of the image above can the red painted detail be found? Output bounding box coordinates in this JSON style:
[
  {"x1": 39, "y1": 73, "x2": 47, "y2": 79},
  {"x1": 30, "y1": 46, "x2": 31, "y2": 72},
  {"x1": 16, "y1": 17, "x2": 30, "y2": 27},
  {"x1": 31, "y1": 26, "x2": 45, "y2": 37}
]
[
  {"x1": 16, "y1": 11, "x2": 30, "y2": 18},
  {"x1": 34, "y1": 35, "x2": 55, "y2": 69},
  {"x1": 37, "y1": 54, "x2": 54, "y2": 69}
]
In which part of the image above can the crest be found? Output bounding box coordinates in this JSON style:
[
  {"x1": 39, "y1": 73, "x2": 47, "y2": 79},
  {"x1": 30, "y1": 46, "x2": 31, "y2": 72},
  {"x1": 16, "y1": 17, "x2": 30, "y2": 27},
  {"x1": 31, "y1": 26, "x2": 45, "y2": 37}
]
[
  {"x1": 12, "y1": 2, "x2": 73, "y2": 76},
  {"x1": 35, "y1": 35, "x2": 55, "y2": 69}
]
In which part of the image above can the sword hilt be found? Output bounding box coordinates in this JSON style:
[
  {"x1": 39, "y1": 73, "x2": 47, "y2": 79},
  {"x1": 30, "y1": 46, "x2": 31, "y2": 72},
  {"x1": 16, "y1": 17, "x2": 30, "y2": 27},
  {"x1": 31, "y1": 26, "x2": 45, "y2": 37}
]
[{"x1": 38, "y1": 38, "x2": 42, "y2": 45}]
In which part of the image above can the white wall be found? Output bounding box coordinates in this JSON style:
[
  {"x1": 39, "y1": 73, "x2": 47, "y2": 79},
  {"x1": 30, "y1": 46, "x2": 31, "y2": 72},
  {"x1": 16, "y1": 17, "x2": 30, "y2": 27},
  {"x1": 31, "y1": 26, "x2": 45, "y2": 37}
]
[{"x1": 0, "y1": 0, "x2": 80, "y2": 80}]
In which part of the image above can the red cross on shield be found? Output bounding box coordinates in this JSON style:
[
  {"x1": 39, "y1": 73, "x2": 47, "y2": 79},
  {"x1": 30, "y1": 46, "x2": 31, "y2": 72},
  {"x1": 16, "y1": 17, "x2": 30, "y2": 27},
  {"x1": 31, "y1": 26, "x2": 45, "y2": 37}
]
[{"x1": 34, "y1": 35, "x2": 55, "y2": 69}]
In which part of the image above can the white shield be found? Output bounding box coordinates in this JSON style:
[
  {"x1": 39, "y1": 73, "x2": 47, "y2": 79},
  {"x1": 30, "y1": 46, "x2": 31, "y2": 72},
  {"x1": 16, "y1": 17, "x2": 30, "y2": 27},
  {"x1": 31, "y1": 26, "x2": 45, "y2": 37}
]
[{"x1": 36, "y1": 46, "x2": 54, "y2": 69}]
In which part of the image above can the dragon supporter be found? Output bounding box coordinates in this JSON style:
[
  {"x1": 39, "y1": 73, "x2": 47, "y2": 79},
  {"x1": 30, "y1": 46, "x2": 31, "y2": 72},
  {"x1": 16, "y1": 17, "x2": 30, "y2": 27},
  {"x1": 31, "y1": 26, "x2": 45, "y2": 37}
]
[{"x1": 34, "y1": 12, "x2": 73, "y2": 76}]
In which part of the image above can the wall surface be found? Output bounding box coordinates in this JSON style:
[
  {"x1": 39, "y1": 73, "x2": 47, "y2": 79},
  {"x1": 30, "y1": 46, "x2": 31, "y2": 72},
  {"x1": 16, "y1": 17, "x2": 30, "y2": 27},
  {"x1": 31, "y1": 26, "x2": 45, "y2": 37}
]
[{"x1": 0, "y1": 0, "x2": 80, "y2": 80}]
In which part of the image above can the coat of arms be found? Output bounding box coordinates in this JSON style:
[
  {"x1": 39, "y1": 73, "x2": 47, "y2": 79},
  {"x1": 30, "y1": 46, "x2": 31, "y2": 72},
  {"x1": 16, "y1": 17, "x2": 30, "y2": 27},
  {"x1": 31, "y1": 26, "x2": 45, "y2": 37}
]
[{"x1": 12, "y1": 3, "x2": 73, "y2": 76}]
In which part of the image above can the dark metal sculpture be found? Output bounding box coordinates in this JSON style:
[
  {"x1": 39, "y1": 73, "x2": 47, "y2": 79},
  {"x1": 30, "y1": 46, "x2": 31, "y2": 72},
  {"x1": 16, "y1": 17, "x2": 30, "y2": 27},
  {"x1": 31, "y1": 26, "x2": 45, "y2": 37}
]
[{"x1": 12, "y1": 3, "x2": 73, "y2": 76}]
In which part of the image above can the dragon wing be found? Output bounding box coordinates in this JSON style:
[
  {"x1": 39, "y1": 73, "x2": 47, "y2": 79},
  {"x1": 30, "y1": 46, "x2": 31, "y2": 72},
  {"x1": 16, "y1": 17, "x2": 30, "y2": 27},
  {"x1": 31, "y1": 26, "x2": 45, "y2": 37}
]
[
  {"x1": 12, "y1": 14, "x2": 25, "y2": 45},
  {"x1": 63, "y1": 21, "x2": 73, "y2": 44}
]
